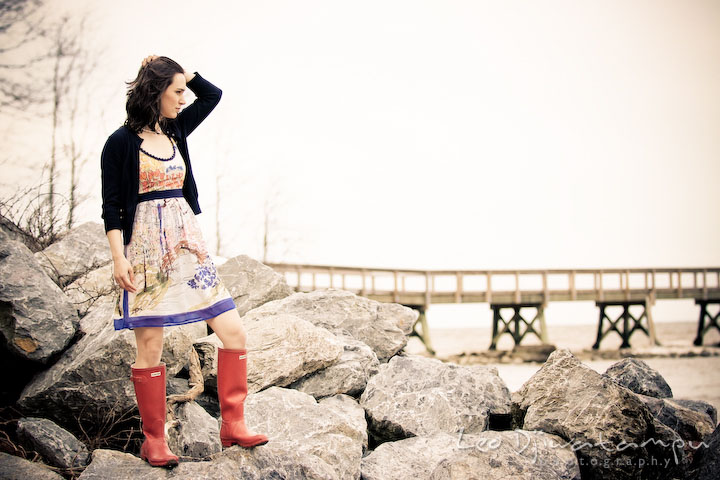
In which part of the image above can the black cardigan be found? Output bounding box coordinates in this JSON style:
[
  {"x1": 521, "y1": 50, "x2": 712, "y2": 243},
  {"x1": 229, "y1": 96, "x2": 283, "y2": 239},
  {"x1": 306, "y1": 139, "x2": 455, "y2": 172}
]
[{"x1": 101, "y1": 73, "x2": 222, "y2": 245}]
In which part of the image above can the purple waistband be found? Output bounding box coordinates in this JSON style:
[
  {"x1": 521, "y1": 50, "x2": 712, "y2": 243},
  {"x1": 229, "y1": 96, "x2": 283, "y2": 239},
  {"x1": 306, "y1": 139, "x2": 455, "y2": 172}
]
[{"x1": 138, "y1": 189, "x2": 184, "y2": 203}]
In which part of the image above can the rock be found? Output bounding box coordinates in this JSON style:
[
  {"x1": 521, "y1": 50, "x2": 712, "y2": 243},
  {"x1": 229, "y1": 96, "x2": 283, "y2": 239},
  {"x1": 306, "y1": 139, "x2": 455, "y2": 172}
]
[
  {"x1": 0, "y1": 218, "x2": 41, "y2": 252},
  {"x1": 244, "y1": 288, "x2": 417, "y2": 362},
  {"x1": 64, "y1": 263, "x2": 115, "y2": 317},
  {"x1": 34, "y1": 221, "x2": 111, "y2": 287},
  {"x1": 360, "y1": 354, "x2": 512, "y2": 444},
  {"x1": 168, "y1": 378, "x2": 219, "y2": 419},
  {"x1": 193, "y1": 336, "x2": 221, "y2": 390},
  {"x1": 514, "y1": 348, "x2": 683, "y2": 480},
  {"x1": 650, "y1": 418, "x2": 691, "y2": 475},
  {"x1": 604, "y1": 357, "x2": 673, "y2": 398},
  {"x1": 360, "y1": 430, "x2": 581, "y2": 480},
  {"x1": 0, "y1": 452, "x2": 64, "y2": 480},
  {"x1": 83, "y1": 390, "x2": 367, "y2": 478},
  {"x1": 672, "y1": 398, "x2": 717, "y2": 425},
  {"x1": 195, "y1": 314, "x2": 344, "y2": 393},
  {"x1": 168, "y1": 401, "x2": 221, "y2": 458},
  {"x1": 638, "y1": 394, "x2": 715, "y2": 449},
  {"x1": 290, "y1": 334, "x2": 379, "y2": 399},
  {"x1": 16, "y1": 417, "x2": 89, "y2": 469},
  {"x1": 167, "y1": 376, "x2": 190, "y2": 395},
  {"x1": 0, "y1": 234, "x2": 79, "y2": 363},
  {"x1": 76, "y1": 296, "x2": 116, "y2": 335},
  {"x1": 216, "y1": 254, "x2": 294, "y2": 316},
  {"x1": 221, "y1": 386, "x2": 367, "y2": 479},
  {"x1": 77, "y1": 449, "x2": 241, "y2": 479},
  {"x1": 690, "y1": 423, "x2": 720, "y2": 480},
  {"x1": 195, "y1": 392, "x2": 221, "y2": 418},
  {"x1": 18, "y1": 300, "x2": 198, "y2": 427},
  {"x1": 318, "y1": 394, "x2": 369, "y2": 451}
]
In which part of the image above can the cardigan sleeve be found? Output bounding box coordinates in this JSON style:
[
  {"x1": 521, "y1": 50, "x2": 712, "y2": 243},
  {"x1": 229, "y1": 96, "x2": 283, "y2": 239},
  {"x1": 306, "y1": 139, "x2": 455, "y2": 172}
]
[
  {"x1": 100, "y1": 131, "x2": 124, "y2": 233},
  {"x1": 175, "y1": 72, "x2": 222, "y2": 137}
]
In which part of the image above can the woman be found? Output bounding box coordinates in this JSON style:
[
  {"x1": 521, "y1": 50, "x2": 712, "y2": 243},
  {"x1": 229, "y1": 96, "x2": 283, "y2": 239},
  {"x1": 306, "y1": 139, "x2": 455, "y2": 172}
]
[{"x1": 101, "y1": 55, "x2": 267, "y2": 468}]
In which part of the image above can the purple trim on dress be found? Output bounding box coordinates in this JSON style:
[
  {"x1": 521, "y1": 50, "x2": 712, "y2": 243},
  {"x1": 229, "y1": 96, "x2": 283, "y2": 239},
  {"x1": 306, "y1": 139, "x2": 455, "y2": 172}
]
[
  {"x1": 122, "y1": 244, "x2": 129, "y2": 323},
  {"x1": 123, "y1": 289, "x2": 129, "y2": 323},
  {"x1": 113, "y1": 297, "x2": 236, "y2": 330}
]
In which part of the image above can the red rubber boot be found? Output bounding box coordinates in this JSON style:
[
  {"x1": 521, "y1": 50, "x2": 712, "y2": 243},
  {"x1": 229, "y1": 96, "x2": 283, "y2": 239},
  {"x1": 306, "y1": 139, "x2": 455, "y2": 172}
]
[
  {"x1": 130, "y1": 363, "x2": 179, "y2": 467},
  {"x1": 217, "y1": 348, "x2": 269, "y2": 448}
]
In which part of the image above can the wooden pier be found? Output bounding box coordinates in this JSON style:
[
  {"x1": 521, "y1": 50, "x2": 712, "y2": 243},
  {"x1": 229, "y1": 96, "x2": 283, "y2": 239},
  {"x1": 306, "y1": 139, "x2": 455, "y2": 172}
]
[{"x1": 265, "y1": 263, "x2": 720, "y2": 351}]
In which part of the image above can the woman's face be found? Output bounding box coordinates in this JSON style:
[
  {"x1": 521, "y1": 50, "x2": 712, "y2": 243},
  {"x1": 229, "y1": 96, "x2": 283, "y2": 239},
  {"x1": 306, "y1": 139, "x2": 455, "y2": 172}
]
[{"x1": 159, "y1": 73, "x2": 187, "y2": 119}]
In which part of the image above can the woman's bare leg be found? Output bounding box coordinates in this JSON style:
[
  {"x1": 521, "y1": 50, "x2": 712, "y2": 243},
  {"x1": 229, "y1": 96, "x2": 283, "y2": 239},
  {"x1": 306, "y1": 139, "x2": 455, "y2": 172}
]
[
  {"x1": 206, "y1": 308, "x2": 247, "y2": 349},
  {"x1": 133, "y1": 327, "x2": 165, "y2": 368}
]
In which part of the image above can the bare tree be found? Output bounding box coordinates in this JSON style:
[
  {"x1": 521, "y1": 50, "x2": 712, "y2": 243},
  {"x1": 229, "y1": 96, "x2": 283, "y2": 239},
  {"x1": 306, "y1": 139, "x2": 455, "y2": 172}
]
[
  {"x1": 1, "y1": 5, "x2": 101, "y2": 243},
  {"x1": 261, "y1": 177, "x2": 298, "y2": 264},
  {"x1": 0, "y1": 180, "x2": 68, "y2": 250},
  {"x1": 0, "y1": 0, "x2": 47, "y2": 110},
  {"x1": 47, "y1": 14, "x2": 94, "y2": 233}
]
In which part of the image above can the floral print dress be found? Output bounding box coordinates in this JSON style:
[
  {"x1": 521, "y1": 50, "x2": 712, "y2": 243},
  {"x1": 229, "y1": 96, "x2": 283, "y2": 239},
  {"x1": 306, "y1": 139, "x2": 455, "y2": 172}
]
[{"x1": 112, "y1": 137, "x2": 236, "y2": 330}]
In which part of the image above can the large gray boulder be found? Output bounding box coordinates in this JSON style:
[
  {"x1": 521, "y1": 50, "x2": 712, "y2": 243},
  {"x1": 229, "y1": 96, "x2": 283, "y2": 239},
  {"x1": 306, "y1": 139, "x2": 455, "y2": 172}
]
[
  {"x1": 34, "y1": 221, "x2": 111, "y2": 287},
  {"x1": 64, "y1": 263, "x2": 115, "y2": 317},
  {"x1": 672, "y1": 398, "x2": 717, "y2": 426},
  {"x1": 290, "y1": 333, "x2": 379, "y2": 399},
  {"x1": 604, "y1": 357, "x2": 673, "y2": 398},
  {"x1": 168, "y1": 401, "x2": 221, "y2": 458},
  {"x1": 0, "y1": 232, "x2": 78, "y2": 363},
  {"x1": 638, "y1": 393, "x2": 715, "y2": 462},
  {"x1": 0, "y1": 216, "x2": 40, "y2": 251},
  {"x1": 514, "y1": 349, "x2": 683, "y2": 480},
  {"x1": 195, "y1": 313, "x2": 344, "y2": 393},
  {"x1": 318, "y1": 393, "x2": 369, "y2": 450},
  {"x1": 361, "y1": 431, "x2": 581, "y2": 480},
  {"x1": 244, "y1": 288, "x2": 417, "y2": 362},
  {"x1": 690, "y1": 423, "x2": 720, "y2": 480},
  {"x1": 16, "y1": 417, "x2": 89, "y2": 469},
  {"x1": 221, "y1": 387, "x2": 367, "y2": 479},
  {"x1": 0, "y1": 452, "x2": 64, "y2": 480},
  {"x1": 360, "y1": 354, "x2": 512, "y2": 444},
  {"x1": 77, "y1": 449, "x2": 241, "y2": 479},
  {"x1": 217, "y1": 254, "x2": 294, "y2": 316},
  {"x1": 18, "y1": 300, "x2": 200, "y2": 426}
]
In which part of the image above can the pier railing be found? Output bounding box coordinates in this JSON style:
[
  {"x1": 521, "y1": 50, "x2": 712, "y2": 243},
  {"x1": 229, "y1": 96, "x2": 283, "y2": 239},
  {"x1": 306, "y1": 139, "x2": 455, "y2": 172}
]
[{"x1": 264, "y1": 264, "x2": 720, "y2": 306}]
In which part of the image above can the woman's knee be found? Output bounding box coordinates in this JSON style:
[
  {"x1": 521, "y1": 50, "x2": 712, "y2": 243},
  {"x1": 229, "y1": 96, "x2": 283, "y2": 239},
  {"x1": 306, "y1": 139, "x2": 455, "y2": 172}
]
[
  {"x1": 208, "y1": 310, "x2": 247, "y2": 348},
  {"x1": 134, "y1": 329, "x2": 164, "y2": 362},
  {"x1": 222, "y1": 318, "x2": 247, "y2": 344}
]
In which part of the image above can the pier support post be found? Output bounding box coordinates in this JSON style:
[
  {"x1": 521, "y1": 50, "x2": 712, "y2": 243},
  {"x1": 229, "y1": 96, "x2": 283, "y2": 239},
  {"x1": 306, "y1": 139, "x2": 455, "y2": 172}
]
[
  {"x1": 408, "y1": 305, "x2": 436, "y2": 355},
  {"x1": 489, "y1": 303, "x2": 547, "y2": 350},
  {"x1": 593, "y1": 300, "x2": 658, "y2": 349},
  {"x1": 693, "y1": 298, "x2": 720, "y2": 346}
]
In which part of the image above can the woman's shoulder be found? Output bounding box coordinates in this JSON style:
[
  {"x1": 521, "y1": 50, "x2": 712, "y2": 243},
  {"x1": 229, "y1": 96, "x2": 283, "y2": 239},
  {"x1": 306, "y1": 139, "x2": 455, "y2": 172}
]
[
  {"x1": 107, "y1": 125, "x2": 135, "y2": 141},
  {"x1": 104, "y1": 125, "x2": 139, "y2": 148},
  {"x1": 102, "y1": 126, "x2": 138, "y2": 159}
]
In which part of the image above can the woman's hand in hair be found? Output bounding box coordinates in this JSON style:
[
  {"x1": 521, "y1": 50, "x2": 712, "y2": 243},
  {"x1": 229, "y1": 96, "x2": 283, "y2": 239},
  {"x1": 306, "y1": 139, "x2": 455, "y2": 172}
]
[{"x1": 141, "y1": 55, "x2": 159, "y2": 68}]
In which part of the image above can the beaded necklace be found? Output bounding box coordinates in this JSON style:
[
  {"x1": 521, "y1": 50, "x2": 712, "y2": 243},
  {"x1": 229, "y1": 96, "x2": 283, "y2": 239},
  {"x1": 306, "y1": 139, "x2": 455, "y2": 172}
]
[{"x1": 139, "y1": 135, "x2": 176, "y2": 162}]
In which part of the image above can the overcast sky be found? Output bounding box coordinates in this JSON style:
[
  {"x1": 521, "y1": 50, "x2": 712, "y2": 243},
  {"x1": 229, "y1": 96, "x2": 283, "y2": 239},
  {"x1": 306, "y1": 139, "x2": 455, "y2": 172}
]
[{"x1": 4, "y1": 0, "x2": 719, "y2": 328}]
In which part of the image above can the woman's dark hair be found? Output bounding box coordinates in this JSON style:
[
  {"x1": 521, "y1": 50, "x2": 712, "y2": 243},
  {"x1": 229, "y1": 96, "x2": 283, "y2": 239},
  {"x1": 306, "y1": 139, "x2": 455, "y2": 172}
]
[{"x1": 125, "y1": 56, "x2": 184, "y2": 134}]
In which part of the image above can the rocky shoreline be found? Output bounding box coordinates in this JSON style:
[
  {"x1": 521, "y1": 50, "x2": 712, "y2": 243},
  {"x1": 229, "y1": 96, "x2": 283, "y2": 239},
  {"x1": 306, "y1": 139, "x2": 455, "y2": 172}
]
[
  {"x1": 1, "y1": 222, "x2": 718, "y2": 479},
  {"x1": 441, "y1": 343, "x2": 720, "y2": 366}
]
